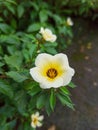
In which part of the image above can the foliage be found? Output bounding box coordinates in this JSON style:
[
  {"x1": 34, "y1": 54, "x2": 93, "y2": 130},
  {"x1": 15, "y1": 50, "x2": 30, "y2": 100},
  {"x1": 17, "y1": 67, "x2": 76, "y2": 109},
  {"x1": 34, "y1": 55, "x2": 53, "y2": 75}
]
[
  {"x1": 47, "y1": 0, "x2": 98, "y2": 19},
  {"x1": 0, "y1": 0, "x2": 77, "y2": 129}
]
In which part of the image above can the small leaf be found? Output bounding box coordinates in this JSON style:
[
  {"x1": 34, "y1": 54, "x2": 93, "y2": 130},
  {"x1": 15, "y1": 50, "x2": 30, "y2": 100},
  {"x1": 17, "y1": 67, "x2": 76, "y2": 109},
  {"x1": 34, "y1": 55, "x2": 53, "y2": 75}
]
[
  {"x1": 39, "y1": 10, "x2": 48, "y2": 23},
  {"x1": 68, "y1": 82, "x2": 76, "y2": 88},
  {"x1": 60, "y1": 86, "x2": 70, "y2": 95},
  {"x1": 4, "y1": 53, "x2": 23, "y2": 70},
  {"x1": 57, "y1": 93, "x2": 74, "y2": 110},
  {"x1": 49, "y1": 89, "x2": 56, "y2": 111},
  {"x1": 17, "y1": 5, "x2": 24, "y2": 18},
  {"x1": 36, "y1": 93, "x2": 46, "y2": 109},
  {"x1": 45, "y1": 47, "x2": 57, "y2": 54},
  {"x1": 27, "y1": 83, "x2": 41, "y2": 97},
  {"x1": 6, "y1": 71, "x2": 28, "y2": 82},
  {"x1": 27, "y1": 23, "x2": 41, "y2": 32},
  {"x1": 0, "y1": 23, "x2": 14, "y2": 34},
  {"x1": 0, "y1": 79, "x2": 13, "y2": 98},
  {"x1": 45, "y1": 95, "x2": 52, "y2": 116},
  {"x1": 27, "y1": 43, "x2": 37, "y2": 59},
  {"x1": 14, "y1": 90, "x2": 27, "y2": 115}
]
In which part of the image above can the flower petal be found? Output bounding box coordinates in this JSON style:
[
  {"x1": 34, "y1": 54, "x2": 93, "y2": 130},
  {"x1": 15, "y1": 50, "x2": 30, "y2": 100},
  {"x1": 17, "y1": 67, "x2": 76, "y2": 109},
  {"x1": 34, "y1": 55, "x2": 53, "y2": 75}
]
[
  {"x1": 38, "y1": 115, "x2": 44, "y2": 121},
  {"x1": 35, "y1": 53, "x2": 53, "y2": 67},
  {"x1": 54, "y1": 53, "x2": 69, "y2": 68},
  {"x1": 31, "y1": 122, "x2": 36, "y2": 128},
  {"x1": 40, "y1": 77, "x2": 63, "y2": 89},
  {"x1": 39, "y1": 27, "x2": 44, "y2": 34},
  {"x1": 37, "y1": 121, "x2": 42, "y2": 127},
  {"x1": 50, "y1": 35, "x2": 57, "y2": 42},
  {"x1": 44, "y1": 28, "x2": 52, "y2": 35},
  {"x1": 35, "y1": 111, "x2": 39, "y2": 117},
  {"x1": 30, "y1": 67, "x2": 45, "y2": 83},
  {"x1": 63, "y1": 67, "x2": 75, "y2": 86}
]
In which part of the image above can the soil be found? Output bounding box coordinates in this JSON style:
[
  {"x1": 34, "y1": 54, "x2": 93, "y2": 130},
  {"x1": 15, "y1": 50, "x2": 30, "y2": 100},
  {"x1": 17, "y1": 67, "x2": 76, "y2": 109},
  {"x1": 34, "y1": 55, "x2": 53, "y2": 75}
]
[{"x1": 39, "y1": 18, "x2": 98, "y2": 130}]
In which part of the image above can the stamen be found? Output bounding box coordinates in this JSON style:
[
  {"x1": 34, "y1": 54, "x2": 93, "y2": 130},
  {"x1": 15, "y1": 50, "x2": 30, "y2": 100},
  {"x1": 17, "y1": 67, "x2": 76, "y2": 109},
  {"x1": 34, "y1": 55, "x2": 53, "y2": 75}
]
[{"x1": 47, "y1": 68, "x2": 57, "y2": 79}]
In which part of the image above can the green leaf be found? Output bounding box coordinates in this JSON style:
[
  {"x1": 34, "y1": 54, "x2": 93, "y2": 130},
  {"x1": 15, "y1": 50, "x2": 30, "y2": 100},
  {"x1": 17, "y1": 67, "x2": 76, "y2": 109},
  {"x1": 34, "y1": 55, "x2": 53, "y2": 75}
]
[
  {"x1": 6, "y1": 35, "x2": 20, "y2": 45},
  {"x1": 14, "y1": 90, "x2": 27, "y2": 115},
  {"x1": 28, "y1": 96, "x2": 37, "y2": 110},
  {"x1": 6, "y1": 71, "x2": 28, "y2": 82},
  {"x1": 45, "y1": 47, "x2": 57, "y2": 54},
  {"x1": 68, "y1": 82, "x2": 76, "y2": 88},
  {"x1": 36, "y1": 93, "x2": 46, "y2": 109},
  {"x1": 27, "y1": 23, "x2": 41, "y2": 32},
  {"x1": 57, "y1": 93, "x2": 74, "y2": 110},
  {"x1": 45, "y1": 95, "x2": 52, "y2": 116},
  {"x1": 27, "y1": 43, "x2": 37, "y2": 59},
  {"x1": 4, "y1": 53, "x2": 23, "y2": 70},
  {"x1": 27, "y1": 83, "x2": 41, "y2": 97},
  {"x1": 5, "y1": 2, "x2": 16, "y2": 15},
  {"x1": 17, "y1": 5, "x2": 24, "y2": 18},
  {"x1": 0, "y1": 62, "x2": 4, "y2": 67},
  {"x1": 39, "y1": 10, "x2": 48, "y2": 23},
  {"x1": 49, "y1": 89, "x2": 56, "y2": 111},
  {"x1": 0, "y1": 79, "x2": 13, "y2": 98},
  {"x1": 0, "y1": 23, "x2": 14, "y2": 34},
  {"x1": 59, "y1": 86, "x2": 70, "y2": 95}
]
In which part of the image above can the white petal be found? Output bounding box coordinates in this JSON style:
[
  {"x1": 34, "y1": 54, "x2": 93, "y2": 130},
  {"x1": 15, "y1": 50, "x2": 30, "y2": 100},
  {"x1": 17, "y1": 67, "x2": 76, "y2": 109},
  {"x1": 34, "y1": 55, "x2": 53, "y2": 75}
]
[
  {"x1": 63, "y1": 67, "x2": 75, "y2": 86},
  {"x1": 39, "y1": 27, "x2": 44, "y2": 34},
  {"x1": 35, "y1": 111, "x2": 39, "y2": 117},
  {"x1": 37, "y1": 121, "x2": 42, "y2": 127},
  {"x1": 40, "y1": 77, "x2": 63, "y2": 89},
  {"x1": 44, "y1": 28, "x2": 52, "y2": 35},
  {"x1": 31, "y1": 114, "x2": 35, "y2": 119},
  {"x1": 67, "y1": 17, "x2": 73, "y2": 26},
  {"x1": 35, "y1": 53, "x2": 53, "y2": 67},
  {"x1": 30, "y1": 67, "x2": 45, "y2": 83},
  {"x1": 38, "y1": 115, "x2": 44, "y2": 121},
  {"x1": 50, "y1": 35, "x2": 57, "y2": 42},
  {"x1": 31, "y1": 122, "x2": 36, "y2": 128},
  {"x1": 54, "y1": 53, "x2": 69, "y2": 68}
]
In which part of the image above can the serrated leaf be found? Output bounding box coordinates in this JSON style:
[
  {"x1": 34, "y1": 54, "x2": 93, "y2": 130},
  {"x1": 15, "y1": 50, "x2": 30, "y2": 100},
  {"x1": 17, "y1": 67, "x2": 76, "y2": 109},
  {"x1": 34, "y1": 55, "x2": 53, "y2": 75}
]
[
  {"x1": 49, "y1": 89, "x2": 56, "y2": 111},
  {"x1": 6, "y1": 71, "x2": 28, "y2": 82},
  {"x1": 0, "y1": 80, "x2": 13, "y2": 98}
]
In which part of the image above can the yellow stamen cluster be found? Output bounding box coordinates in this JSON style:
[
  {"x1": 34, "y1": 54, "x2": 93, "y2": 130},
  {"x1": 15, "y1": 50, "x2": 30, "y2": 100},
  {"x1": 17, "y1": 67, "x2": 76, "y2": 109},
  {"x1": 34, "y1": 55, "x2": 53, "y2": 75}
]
[{"x1": 47, "y1": 68, "x2": 57, "y2": 79}]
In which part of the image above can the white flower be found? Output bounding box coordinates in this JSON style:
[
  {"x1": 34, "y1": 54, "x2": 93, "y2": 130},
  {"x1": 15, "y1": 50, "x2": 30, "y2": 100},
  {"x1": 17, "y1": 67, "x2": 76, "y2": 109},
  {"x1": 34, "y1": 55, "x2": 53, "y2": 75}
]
[
  {"x1": 39, "y1": 27, "x2": 57, "y2": 42},
  {"x1": 30, "y1": 53, "x2": 75, "y2": 89},
  {"x1": 31, "y1": 112, "x2": 44, "y2": 128},
  {"x1": 66, "y1": 17, "x2": 74, "y2": 26}
]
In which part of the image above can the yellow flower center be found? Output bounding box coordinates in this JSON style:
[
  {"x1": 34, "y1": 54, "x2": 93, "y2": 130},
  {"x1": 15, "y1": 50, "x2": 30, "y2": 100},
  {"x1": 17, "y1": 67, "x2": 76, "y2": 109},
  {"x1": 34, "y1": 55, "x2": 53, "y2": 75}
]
[
  {"x1": 33, "y1": 117, "x2": 38, "y2": 125},
  {"x1": 47, "y1": 68, "x2": 58, "y2": 79},
  {"x1": 43, "y1": 32, "x2": 52, "y2": 40}
]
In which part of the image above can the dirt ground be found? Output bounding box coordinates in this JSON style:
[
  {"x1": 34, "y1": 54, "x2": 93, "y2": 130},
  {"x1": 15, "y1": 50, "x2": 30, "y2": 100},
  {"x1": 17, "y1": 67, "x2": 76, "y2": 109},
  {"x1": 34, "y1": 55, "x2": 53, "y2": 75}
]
[{"x1": 39, "y1": 18, "x2": 98, "y2": 130}]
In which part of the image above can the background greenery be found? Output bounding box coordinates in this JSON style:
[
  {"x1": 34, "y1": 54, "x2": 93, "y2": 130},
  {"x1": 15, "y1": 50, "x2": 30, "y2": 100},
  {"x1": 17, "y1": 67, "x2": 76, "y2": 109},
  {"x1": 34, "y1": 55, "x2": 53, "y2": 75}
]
[{"x1": 0, "y1": 0, "x2": 98, "y2": 129}]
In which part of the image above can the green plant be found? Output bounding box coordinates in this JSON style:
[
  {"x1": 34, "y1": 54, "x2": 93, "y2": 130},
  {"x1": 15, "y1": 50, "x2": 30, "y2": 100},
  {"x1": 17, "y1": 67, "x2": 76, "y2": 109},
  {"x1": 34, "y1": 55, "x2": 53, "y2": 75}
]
[{"x1": 0, "y1": 0, "x2": 75, "y2": 129}]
